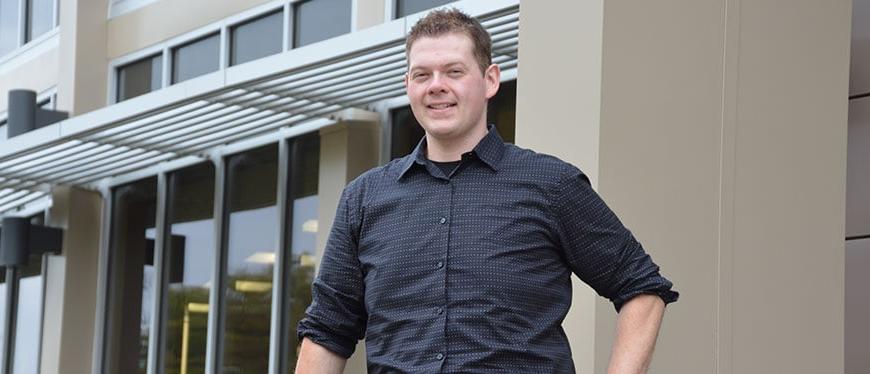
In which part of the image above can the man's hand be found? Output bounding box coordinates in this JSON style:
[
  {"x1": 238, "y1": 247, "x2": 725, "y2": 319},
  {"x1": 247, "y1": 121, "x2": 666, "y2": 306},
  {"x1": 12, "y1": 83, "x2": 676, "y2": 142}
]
[
  {"x1": 296, "y1": 337, "x2": 347, "y2": 374},
  {"x1": 606, "y1": 294, "x2": 667, "y2": 374}
]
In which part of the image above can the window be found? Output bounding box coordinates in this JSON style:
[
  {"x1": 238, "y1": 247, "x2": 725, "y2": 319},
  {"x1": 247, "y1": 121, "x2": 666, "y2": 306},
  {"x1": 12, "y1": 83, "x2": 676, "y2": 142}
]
[
  {"x1": 103, "y1": 177, "x2": 158, "y2": 374},
  {"x1": 394, "y1": 0, "x2": 457, "y2": 18},
  {"x1": 161, "y1": 163, "x2": 215, "y2": 374},
  {"x1": 230, "y1": 10, "x2": 283, "y2": 66},
  {"x1": 117, "y1": 54, "x2": 162, "y2": 102},
  {"x1": 25, "y1": 0, "x2": 53, "y2": 42},
  {"x1": 172, "y1": 33, "x2": 220, "y2": 84},
  {"x1": 283, "y1": 133, "x2": 320, "y2": 373},
  {"x1": 293, "y1": 0, "x2": 351, "y2": 48},
  {"x1": 0, "y1": 0, "x2": 57, "y2": 58},
  {"x1": 221, "y1": 144, "x2": 279, "y2": 373},
  {"x1": 390, "y1": 80, "x2": 517, "y2": 159},
  {"x1": 0, "y1": 0, "x2": 20, "y2": 56}
]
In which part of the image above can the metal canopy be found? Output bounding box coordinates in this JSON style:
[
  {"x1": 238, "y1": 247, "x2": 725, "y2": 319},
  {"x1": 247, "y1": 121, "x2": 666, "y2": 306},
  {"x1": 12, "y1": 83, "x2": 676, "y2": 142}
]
[{"x1": 0, "y1": 0, "x2": 519, "y2": 215}]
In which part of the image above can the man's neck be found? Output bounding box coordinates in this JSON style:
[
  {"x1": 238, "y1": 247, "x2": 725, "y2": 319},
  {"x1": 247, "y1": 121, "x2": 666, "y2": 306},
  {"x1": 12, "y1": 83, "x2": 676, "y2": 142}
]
[{"x1": 425, "y1": 125, "x2": 488, "y2": 162}]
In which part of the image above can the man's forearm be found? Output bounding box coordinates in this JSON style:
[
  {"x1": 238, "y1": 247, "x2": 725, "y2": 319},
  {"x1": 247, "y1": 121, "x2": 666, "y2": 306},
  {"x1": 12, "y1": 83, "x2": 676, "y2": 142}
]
[
  {"x1": 606, "y1": 294, "x2": 666, "y2": 374},
  {"x1": 296, "y1": 337, "x2": 347, "y2": 374}
]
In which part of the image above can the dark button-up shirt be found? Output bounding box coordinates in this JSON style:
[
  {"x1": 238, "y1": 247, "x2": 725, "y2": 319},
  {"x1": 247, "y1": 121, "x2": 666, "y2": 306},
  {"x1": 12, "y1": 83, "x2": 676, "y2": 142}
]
[{"x1": 298, "y1": 126, "x2": 678, "y2": 373}]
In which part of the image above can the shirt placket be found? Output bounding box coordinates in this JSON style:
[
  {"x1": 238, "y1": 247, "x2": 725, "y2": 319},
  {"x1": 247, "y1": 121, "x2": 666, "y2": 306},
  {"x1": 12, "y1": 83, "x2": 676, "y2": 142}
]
[{"x1": 430, "y1": 175, "x2": 454, "y2": 371}]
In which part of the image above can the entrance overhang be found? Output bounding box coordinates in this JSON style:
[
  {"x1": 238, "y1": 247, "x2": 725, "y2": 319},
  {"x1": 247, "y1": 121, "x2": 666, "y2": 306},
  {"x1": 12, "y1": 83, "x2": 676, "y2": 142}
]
[{"x1": 0, "y1": 0, "x2": 519, "y2": 215}]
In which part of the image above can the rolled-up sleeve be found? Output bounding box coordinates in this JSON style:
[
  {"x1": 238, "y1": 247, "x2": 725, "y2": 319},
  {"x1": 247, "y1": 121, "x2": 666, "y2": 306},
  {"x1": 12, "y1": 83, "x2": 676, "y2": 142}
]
[
  {"x1": 550, "y1": 166, "x2": 679, "y2": 312},
  {"x1": 297, "y1": 184, "x2": 367, "y2": 358}
]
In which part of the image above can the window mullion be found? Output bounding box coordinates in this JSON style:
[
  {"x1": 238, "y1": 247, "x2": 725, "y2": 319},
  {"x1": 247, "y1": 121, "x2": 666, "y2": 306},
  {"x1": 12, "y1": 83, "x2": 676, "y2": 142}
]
[
  {"x1": 17, "y1": 0, "x2": 26, "y2": 47},
  {"x1": 268, "y1": 139, "x2": 291, "y2": 374},
  {"x1": 146, "y1": 172, "x2": 169, "y2": 374},
  {"x1": 205, "y1": 157, "x2": 227, "y2": 374}
]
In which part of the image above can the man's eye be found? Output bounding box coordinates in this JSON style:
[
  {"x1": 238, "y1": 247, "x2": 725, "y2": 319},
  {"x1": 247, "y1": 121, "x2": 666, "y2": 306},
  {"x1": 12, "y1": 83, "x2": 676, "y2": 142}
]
[{"x1": 413, "y1": 73, "x2": 429, "y2": 79}]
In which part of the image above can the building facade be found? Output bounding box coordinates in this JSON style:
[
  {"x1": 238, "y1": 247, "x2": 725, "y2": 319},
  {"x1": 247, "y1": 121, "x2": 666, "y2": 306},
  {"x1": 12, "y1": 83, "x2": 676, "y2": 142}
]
[{"x1": 0, "y1": 0, "x2": 859, "y2": 373}]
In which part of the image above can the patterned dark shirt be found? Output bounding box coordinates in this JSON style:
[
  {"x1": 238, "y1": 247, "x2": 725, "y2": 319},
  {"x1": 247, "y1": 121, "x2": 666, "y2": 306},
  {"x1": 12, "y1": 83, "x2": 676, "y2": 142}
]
[{"x1": 298, "y1": 126, "x2": 678, "y2": 373}]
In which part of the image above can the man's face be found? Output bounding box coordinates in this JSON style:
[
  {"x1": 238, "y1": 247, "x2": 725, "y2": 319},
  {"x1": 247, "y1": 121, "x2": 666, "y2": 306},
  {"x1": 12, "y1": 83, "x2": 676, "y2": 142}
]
[{"x1": 405, "y1": 33, "x2": 500, "y2": 142}]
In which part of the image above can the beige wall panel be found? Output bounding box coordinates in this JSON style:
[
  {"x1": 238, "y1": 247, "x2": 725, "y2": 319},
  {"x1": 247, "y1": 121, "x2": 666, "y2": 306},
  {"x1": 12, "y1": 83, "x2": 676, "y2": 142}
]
[
  {"x1": 851, "y1": 0, "x2": 870, "y2": 96},
  {"x1": 355, "y1": 0, "x2": 386, "y2": 31},
  {"x1": 0, "y1": 48, "x2": 59, "y2": 111},
  {"x1": 595, "y1": 1, "x2": 725, "y2": 373},
  {"x1": 516, "y1": 1, "x2": 604, "y2": 373},
  {"x1": 730, "y1": 1, "x2": 849, "y2": 373},
  {"x1": 846, "y1": 238, "x2": 870, "y2": 374},
  {"x1": 107, "y1": 0, "x2": 274, "y2": 59},
  {"x1": 847, "y1": 98, "x2": 870, "y2": 237}
]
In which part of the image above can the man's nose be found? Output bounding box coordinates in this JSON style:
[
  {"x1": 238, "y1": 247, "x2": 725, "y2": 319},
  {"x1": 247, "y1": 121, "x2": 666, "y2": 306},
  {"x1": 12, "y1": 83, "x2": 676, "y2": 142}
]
[{"x1": 427, "y1": 73, "x2": 448, "y2": 94}]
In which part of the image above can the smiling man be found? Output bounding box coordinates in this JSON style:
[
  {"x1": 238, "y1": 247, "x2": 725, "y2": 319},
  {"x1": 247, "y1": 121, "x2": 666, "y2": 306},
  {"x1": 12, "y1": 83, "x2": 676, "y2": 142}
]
[{"x1": 296, "y1": 9, "x2": 678, "y2": 373}]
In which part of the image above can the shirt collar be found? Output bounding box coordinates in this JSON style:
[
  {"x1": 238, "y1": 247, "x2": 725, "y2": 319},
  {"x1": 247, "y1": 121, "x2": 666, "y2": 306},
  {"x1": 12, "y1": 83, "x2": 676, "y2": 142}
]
[{"x1": 398, "y1": 124, "x2": 505, "y2": 180}]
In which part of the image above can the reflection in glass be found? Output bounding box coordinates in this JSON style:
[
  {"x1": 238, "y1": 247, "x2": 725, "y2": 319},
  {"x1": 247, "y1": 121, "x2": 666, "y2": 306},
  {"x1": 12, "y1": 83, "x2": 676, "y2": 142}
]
[
  {"x1": 390, "y1": 80, "x2": 517, "y2": 159},
  {"x1": 0, "y1": 270, "x2": 6, "y2": 368},
  {"x1": 230, "y1": 10, "x2": 283, "y2": 66},
  {"x1": 162, "y1": 163, "x2": 215, "y2": 374},
  {"x1": 12, "y1": 253, "x2": 43, "y2": 374},
  {"x1": 117, "y1": 54, "x2": 162, "y2": 102},
  {"x1": 172, "y1": 33, "x2": 220, "y2": 84},
  {"x1": 394, "y1": 0, "x2": 457, "y2": 18},
  {"x1": 26, "y1": 0, "x2": 54, "y2": 42},
  {"x1": 293, "y1": 0, "x2": 351, "y2": 48},
  {"x1": 0, "y1": 0, "x2": 21, "y2": 56},
  {"x1": 222, "y1": 144, "x2": 278, "y2": 373},
  {"x1": 104, "y1": 177, "x2": 157, "y2": 374},
  {"x1": 285, "y1": 133, "x2": 320, "y2": 373}
]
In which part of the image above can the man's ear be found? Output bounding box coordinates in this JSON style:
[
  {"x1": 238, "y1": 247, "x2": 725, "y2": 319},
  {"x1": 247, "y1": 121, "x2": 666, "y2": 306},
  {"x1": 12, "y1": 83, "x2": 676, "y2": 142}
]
[{"x1": 485, "y1": 64, "x2": 501, "y2": 99}]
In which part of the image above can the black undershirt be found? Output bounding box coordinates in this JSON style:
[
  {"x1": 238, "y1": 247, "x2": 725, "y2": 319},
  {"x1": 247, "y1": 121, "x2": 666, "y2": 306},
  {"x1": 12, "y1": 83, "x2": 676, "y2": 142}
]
[{"x1": 430, "y1": 160, "x2": 462, "y2": 178}]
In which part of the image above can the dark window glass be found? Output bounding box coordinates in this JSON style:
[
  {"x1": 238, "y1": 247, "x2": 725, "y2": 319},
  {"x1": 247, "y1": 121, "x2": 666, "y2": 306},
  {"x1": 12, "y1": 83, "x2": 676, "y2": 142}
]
[
  {"x1": 172, "y1": 33, "x2": 220, "y2": 84},
  {"x1": 221, "y1": 144, "x2": 279, "y2": 373},
  {"x1": 25, "y1": 0, "x2": 53, "y2": 42},
  {"x1": 293, "y1": 0, "x2": 351, "y2": 48},
  {"x1": 12, "y1": 253, "x2": 44, "y2": 374},
  {"x1": 230, "y1": 10, "x2": 283, "y2": 66},
  {"x1": 390, "y1": 80, "x2": 516, "y2": 159},
  {"x1": 161, "y1": 163, "x2": 215, "y2": 374},
  {"x1": 0, "y1": 0, "x2": 21, "y2": 56},
  {"x1": 284, "y1": 133, "x2": 319, "y2": 373},
  {"x1": 394, "y1": 0, "x2": 457, "y2": 18},
  {"x1": 104, "y1": 177, "x2": 158, "y2": 374},
  {"x1": 117, "y1": 54, "x2": 163, "y2": 102}
]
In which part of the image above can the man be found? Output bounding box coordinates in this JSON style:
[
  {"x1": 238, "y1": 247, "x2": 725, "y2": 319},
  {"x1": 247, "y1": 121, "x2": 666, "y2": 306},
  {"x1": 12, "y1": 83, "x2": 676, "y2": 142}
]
[{"x1": 297, "y1": 9, "x2": 678, "y2": 373}]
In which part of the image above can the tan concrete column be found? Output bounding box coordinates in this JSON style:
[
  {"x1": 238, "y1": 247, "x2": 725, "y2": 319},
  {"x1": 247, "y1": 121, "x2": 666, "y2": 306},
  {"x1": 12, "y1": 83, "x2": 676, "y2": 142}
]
[
  {"x1": 40, "y1": 186, "x2": 103, "y2": 374},
  {"x1": 57, "y1": 0, "x2": 110, "y2": 115},
  {"x1": 316, "y1": 117, "x2": 380, "y2": 372},
  {"x1": 515, "y1": 2, "x2": 604, "y2": 373}
]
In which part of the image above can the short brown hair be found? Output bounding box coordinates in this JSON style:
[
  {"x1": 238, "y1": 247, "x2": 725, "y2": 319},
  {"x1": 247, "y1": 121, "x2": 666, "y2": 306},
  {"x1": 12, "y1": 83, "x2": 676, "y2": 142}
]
[{"x1": 406, "y1": 8, "x2": 492, "y2": 74}]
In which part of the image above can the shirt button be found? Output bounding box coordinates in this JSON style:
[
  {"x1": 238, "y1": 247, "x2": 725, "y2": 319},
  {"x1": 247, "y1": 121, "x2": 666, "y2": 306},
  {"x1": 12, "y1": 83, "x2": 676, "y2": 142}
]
[
  {"x1": 436, "y1": 261, "x2": 444, "y2": 269},
  {"x1": 436, "y1": 353, "x2": 444, "y2": 360},
  {"x1": 439, "y1": 217, "x2": 447, "y2": 224},
  {"x1": 436, "y1": 307, "x2": 444, "y2": 315}
]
